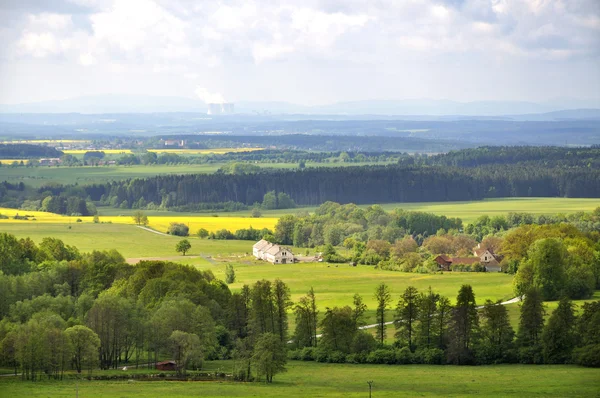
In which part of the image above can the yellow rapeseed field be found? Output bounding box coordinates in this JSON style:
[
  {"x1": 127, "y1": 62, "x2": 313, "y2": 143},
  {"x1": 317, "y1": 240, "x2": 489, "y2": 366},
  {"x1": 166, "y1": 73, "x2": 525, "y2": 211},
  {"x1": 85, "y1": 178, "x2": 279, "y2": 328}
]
[
  {"x1": 0, "y1": 140, "x2": 90, "y2": 144},
  {"x1": 0, "y1": 207, "x2": 277, "y2": 233},
  {"x1": 0, "y1": 159, "x2": 27, "y2": 164}
]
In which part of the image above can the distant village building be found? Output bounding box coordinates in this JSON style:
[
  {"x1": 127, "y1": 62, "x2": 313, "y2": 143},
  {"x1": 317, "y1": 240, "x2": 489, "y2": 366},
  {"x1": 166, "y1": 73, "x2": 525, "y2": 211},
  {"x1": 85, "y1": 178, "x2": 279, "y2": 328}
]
[
  {"x1": 161, "y1": 139, "x2": 186, "y2": 147},
  {"x1": 253, "y1": 239, "x2": 295, "y2": 264},
  {"x1": 39, "y1": 158, "x2": 62, "y2": 166},
  {"x1": 434, "y1": 245, "x2": 503, "y2": 272}
]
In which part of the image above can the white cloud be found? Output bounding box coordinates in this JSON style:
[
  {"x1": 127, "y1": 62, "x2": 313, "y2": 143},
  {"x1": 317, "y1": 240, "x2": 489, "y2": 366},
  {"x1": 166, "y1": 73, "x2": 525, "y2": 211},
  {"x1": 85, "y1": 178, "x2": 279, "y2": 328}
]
[{"x1": 1, "y1": 0, "x2": 599, "y2": 103}]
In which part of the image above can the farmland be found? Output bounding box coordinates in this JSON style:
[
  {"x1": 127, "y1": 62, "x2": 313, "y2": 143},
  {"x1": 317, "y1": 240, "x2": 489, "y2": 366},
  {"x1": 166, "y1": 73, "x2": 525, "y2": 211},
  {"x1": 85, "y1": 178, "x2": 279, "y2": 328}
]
[
  {"x1": 0, "y1": 207, "x2": 278, "y2": 234},
  {"x1": 1, "y1": 361, "x2": 598, "y2": 397},
  {"x1": 211, "y1": 197, "x2": 600, "y2": 223},
  {"x1": 0, "y1": 161, "x2": 391, "y2": 187}
]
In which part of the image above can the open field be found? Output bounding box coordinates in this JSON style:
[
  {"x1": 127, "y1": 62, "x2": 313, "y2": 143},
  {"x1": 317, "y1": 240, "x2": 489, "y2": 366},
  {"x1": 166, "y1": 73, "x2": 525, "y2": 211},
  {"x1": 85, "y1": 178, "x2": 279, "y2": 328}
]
[
  {"x1": 0, "y1": 223, "x2": 254, "y2": 258},
  {"x1": 0, "y1": 161, "x2": 391, "y2": 187},
  {"x1": 218, "y1": 197, "x2": 599, "y2": 223},
  {"x1": 1, "y1": 361, "x2": 598, "y2": 397},
  {"x1": 195, "y1": 260, "x2": 515, "y2": 308}
]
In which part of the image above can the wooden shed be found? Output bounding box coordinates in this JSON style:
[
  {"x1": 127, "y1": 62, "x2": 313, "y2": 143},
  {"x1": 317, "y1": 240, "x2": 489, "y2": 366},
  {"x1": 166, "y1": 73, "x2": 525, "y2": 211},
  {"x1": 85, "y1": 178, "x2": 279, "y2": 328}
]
[{"x1": 156, "y1": 360, "x2": 177, "y2": 371}]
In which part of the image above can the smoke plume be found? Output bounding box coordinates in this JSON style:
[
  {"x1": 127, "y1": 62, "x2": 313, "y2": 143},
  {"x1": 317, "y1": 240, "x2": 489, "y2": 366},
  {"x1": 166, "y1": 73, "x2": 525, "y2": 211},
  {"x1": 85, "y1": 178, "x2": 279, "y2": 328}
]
[{"x1": 195, "y1": 86, "x2": 226, "y2": 103}]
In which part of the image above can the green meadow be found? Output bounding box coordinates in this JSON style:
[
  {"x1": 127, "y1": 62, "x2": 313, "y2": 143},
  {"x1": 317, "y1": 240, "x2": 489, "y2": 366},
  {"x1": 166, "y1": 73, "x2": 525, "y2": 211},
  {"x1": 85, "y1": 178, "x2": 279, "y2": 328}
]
[
  {"x1": 0, "y1": 161, "x2": 390, "y2": 187},
  {"x1": 218, "y1": 197, "x2": 599, "y2": 223},
  {"x1": 1, "y1": 361, "x2": 598, "y2": 397}
]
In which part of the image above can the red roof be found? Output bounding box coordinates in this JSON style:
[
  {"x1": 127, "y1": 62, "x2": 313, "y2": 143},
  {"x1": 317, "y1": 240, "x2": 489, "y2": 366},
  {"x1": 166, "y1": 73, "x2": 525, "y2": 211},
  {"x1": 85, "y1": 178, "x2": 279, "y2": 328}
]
[{"x1": 450, "y1": 257, "x2": 480, "y2": 265}]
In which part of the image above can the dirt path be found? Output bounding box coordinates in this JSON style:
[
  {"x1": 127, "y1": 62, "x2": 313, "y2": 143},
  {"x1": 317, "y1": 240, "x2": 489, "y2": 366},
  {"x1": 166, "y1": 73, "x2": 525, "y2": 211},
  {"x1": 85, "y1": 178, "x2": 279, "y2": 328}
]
[
  {"x1": 136, "y1": 225, "x2": 171, "y2": 236},
  {"x1": 126, "y1": 255, "x2": 203, "y2": 264}
]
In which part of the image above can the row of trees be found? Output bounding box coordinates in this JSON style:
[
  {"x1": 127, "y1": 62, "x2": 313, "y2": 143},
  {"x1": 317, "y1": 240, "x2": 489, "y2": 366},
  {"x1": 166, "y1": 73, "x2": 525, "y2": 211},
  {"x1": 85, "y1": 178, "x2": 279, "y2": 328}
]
[{"x1": 289, "y1": 284, "x2": 600, "y2": 367}]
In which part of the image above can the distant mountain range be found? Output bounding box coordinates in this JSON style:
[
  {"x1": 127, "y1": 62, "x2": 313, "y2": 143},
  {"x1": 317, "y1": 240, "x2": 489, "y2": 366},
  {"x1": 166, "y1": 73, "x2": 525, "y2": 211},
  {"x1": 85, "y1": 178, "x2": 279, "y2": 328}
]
[{"x1": 1, "y1": 94, "x2": 599, "y2": 118}]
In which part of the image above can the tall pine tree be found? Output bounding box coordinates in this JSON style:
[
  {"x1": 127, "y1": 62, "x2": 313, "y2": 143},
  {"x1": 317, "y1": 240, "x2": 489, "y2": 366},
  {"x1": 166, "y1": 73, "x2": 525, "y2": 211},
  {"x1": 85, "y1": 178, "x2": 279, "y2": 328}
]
[
  {"x1": 447, "y1": 285, "x2": 479, "y2": 364},
  {"x1": 542, "y1": 296, "x2": 576, "y2": 364}
]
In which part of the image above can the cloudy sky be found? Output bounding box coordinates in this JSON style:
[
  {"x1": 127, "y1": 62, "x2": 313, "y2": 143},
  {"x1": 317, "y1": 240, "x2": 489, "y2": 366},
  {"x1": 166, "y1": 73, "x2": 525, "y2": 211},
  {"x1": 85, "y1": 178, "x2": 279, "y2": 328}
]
[{"x1": 0, "y1": 0, "x2": 599, "y2": 105}]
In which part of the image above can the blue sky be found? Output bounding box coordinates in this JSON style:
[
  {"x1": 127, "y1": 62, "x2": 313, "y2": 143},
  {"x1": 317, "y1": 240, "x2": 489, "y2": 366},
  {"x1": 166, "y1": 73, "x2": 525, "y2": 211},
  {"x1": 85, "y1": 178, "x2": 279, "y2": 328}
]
[{"x1": 0, "y1": 0, "x2": 598, "y2": 105}]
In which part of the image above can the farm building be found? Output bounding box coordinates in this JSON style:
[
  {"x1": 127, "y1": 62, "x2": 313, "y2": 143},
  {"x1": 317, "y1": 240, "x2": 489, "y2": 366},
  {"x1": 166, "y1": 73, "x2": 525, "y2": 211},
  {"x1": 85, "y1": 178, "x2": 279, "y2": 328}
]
[
  {"x1": 39, "y1": 158, "x2": 62, "y2": 166},
  {"x1": 156, "y1": 360, "x2": 177, "y2": 371},
  {"x1": 434, "y1": 245, "x2": 503, "y2": 272},
  {"x1": 253, "y1": 239, "x2": 295, "y2": 264}
]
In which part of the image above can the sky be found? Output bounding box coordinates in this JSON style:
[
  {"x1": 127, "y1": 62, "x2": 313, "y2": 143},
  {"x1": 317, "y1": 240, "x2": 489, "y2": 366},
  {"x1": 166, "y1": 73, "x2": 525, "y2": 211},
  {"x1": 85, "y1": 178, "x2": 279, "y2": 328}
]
[{"x1": 0, "y1": 0, "x2": 599, "y2": 105}]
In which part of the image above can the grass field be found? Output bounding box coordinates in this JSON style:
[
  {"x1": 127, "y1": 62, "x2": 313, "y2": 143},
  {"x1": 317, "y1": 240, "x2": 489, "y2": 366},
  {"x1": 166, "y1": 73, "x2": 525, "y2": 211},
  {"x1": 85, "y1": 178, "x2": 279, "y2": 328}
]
[
  {"x1": 219, "y1": 197, "x2": 599, "y2": 223},
  {"x1": 0, "y1": 361, "x2": 598, "y2": 397},
  {"x1": 0, "y1": 161, "x2": 391, "y2": 187},
  {"x1": 0, "y1": 223, "x2": 254, "y2": 258}
]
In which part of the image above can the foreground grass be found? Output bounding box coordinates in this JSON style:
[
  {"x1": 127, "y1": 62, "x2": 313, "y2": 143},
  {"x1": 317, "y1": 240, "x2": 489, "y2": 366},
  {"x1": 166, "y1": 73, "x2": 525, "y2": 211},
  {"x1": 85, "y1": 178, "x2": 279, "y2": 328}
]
[{"x1": 1, "y1": 361, "x2": 598, "y2": 397}]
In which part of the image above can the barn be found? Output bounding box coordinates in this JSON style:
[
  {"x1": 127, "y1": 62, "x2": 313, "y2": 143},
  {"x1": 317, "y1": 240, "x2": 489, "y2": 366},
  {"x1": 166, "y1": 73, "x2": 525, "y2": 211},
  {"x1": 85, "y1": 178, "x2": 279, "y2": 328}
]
[{"x1": 156, "y1": 360, "x2": 177, "y2": 371}]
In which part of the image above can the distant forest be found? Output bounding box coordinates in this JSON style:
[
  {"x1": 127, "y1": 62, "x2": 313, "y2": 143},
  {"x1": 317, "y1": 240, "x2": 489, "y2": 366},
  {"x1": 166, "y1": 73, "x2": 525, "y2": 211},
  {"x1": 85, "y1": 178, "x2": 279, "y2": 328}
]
[{"x1": 0, "y1": 144, "x2": 63, "y2": 159}]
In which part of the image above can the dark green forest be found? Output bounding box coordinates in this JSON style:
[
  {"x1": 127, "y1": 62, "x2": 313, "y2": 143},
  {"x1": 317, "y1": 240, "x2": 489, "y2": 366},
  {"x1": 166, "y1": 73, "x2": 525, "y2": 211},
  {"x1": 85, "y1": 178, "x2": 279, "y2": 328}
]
[{"x1": 0, "y1": 144, "x2": 63, "y2": 159}]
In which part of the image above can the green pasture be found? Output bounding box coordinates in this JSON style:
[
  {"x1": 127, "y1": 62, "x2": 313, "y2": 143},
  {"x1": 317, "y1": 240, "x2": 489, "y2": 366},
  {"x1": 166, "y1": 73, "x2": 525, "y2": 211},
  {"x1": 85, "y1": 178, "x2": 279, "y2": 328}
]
[
  {"x1": 0, "y1": 161, "x2": 390, "y2": 187},
  {"x1": 1, "y1": 361, "x2": 598, "y2": 397},
  {"x1": 217, "y1": 197, "x2": 599, "y2": 223},
  {"x1": 0, "y1": 223, "x2": 253, "y2": 258},
  {"x1": 94, "y1": 197, "x2": 599, "y2": 222}
]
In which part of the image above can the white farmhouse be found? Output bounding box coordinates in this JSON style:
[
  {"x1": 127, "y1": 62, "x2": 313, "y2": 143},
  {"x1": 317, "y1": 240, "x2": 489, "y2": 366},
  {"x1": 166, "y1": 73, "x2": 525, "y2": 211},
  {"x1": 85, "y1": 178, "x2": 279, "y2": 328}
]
[{"x1": 253, "y1": 239, "x2": 294, "y2": 264}]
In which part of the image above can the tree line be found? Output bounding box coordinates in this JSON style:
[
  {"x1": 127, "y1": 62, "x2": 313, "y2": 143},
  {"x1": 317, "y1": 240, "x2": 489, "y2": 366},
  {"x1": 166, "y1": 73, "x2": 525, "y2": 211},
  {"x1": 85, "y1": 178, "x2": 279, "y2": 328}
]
[
  {"x1": 288, "y1": 283, "x2": 600, "y2": 367},
  {"x1": 0, "y1": 144, "x2": 63, "y2": 159}
]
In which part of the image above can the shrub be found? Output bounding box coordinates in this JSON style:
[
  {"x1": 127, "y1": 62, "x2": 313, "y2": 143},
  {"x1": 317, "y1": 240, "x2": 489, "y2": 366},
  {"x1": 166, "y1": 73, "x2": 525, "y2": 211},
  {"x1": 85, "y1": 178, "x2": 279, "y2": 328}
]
[
  {"x1": 328, "y1": 351, "x2": 346, "y2": 363},
  {"x1": 288, "y1": 349, "x2": 301, "y2": 360},
  {"x1": 314, "y1": 347, "x2": 329, "y2": 362},
  {"x1": 351, "y1": 331, "x2": 377, "y2": 354},
  {"x1": 168, "y1": 223, "x2": 189, "y2": 236},
  {"x1": 367, "y1": 348, "x2": 396, "y2": 364},
  {"x1": 300, "y1": 347, "x2": 315, "y2": 361},
  {"x1": 518, "y1": 345, "x2": 544, "y2": 364},
  {"x1": 573, "y1": 345, "x2": 600, "y2": 368},
  {"x1": 345, "y1": 353, "x2": 367, "y2": 364},
  {"x1": 395, "y1": 347, "x2": 414, "y2": 364},
  {"x1": 416, "y1": 348, "x2": 445, "y2": 365}
]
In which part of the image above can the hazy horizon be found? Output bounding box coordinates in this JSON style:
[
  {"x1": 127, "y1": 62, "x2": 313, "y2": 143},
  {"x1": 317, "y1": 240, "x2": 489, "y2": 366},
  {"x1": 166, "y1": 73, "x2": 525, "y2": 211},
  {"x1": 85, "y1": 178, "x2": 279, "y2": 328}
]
[{"x1": 0, "y1": 0, "x2": 599, "y2": 106}]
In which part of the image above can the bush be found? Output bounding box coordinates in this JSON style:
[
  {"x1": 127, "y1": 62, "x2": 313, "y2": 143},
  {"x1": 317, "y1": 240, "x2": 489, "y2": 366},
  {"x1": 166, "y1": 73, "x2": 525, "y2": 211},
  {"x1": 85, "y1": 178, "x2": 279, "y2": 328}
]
[
  {"x1": 314, "y1": 347, "x2": 330, "y2": 362},
  {"x1": 168, "y1": 223, "x2": 189, "y2": 236},
  {"x1": 518, "y1": 345, "x2": 544, "y2": 364},
  {"x1": 573, "y1": 345, "x2": 600, "y2": 367},
  {"x1": 328, "y1": 351, "x2": 346, "y2": 363},
  {"x1": 288, "y1": 349, "x2": 301, "y2": 360},
  {"x1": 367, "y1": 348, "x2": 396, "y2": 364},
  {"x1": 345, "y1": 353, "x2": 367, "y2": 364},
  {"x1": 351, "y1": 331, "x2": 377, "y2": 354},
  {"x1": 300, "y1": 347, "x2": 315, "y2": 361},
  {"x1": 416, "y1": 348, "x2": 445, "y2": 365},
  {"x1": 395, "y1": 347, "x2": 414, "y2": 364}
]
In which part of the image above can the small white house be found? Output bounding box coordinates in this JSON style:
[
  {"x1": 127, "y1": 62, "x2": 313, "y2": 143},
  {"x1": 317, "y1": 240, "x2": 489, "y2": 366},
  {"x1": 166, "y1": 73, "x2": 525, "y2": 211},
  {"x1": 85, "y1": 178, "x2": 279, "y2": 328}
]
[{"x1": 253, "y1": 240, "x2": 294, "y2": 264}]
